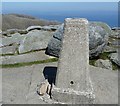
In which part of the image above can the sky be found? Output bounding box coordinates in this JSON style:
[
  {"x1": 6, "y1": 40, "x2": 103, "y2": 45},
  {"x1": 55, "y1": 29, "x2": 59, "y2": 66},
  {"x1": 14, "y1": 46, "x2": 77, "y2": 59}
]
[
  {"x1": 2, "y1": 2, "x2": 118, "y2": 13},
  {"x1": 1, "y1": 2, "x2": 118, "y2": 27},
  {"x1": 1, "y1": 0, "x2": 120, "y2": 2}
]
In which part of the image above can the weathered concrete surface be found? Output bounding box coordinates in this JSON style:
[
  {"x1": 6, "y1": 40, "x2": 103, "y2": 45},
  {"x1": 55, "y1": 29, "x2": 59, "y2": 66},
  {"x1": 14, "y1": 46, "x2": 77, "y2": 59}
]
[
  {"x1": 90, "y1": 65, "x2": 118, "y2": 104},
  {"x1": 26, "y1": 63, "x2": 53, "y2": 104},
  {"x1": 52, "y1": 18, "x2": 94, "y2": 104},
  {"x1": 2, "y1": 66, "x2": 33, "y2": 104},
  {"x1": 2, "y1": 62, "x2": 118, "y2": 104},
  {"x1": 2, "y1": 51, "x2": 50, "y2": 65}
]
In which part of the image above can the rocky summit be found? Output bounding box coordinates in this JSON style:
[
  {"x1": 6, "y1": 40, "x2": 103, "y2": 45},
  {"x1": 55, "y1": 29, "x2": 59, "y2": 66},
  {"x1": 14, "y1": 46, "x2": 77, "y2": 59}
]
[{"x1": 1, "y1": 15, "x2": 119, "y2": 104}]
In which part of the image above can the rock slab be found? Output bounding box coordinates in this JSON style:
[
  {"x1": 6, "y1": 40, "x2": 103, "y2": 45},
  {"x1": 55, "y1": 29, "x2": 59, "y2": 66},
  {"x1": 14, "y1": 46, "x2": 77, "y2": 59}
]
[
  {"x1": 109, "y1": 53, "x2": 120, "y2": 67},
  {"x1": 19, "y1": 30, "x2": 54, "y2": 54},
  {"x1": 95, "y1": 59, "x2": 112, "y2": 70}
]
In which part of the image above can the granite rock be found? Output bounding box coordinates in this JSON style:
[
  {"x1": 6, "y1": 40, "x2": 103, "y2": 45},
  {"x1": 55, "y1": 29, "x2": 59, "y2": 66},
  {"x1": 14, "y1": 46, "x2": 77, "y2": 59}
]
[
  {"x1": 19, "y1": 30, "x2": 54, "y2": 54},
  {"x1": 95, "y1": 59, "x2": 112, "y2": 70},
  {"x1": 109, "y1": 53, "x2": 120, "y2": 67},
  {"x1": 46, "y1": 22, "x2": 109, "y2": 58}
]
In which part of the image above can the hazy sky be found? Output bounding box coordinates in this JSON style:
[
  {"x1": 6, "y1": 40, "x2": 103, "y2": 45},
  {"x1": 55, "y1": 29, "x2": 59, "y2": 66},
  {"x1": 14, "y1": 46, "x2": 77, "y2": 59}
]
[
  {"x1": 2, "y1": 0, "x2": 120, "y2": 2},
  {"x1": 2, "y1": 2, "x2": 118, "y2": 13}
]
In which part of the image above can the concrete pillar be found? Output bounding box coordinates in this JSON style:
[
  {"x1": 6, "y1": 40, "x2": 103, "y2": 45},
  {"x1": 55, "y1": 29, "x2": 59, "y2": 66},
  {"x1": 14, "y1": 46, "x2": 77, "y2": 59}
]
[{"x1": 52, "y1": 18, "x2": 95, "y2": 104}]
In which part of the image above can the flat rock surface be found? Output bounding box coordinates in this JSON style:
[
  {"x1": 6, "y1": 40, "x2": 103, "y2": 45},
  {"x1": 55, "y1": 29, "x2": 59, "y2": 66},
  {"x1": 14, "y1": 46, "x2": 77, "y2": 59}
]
[
  {"x1": 2, "y1": 62, "x2": 118, "y2": 104},
  {"x1": 1, "y1": 34, "x2": 25, "y2": 47},
  {"x1": 2, "y1": 51, "x2": 50, "y2": 65},
  {"x1": 18, "y1": 30, "x2": 54, "y2": 54},
  {"x1": 0, "y1": 45, "x2": 17, "y2": 55}
]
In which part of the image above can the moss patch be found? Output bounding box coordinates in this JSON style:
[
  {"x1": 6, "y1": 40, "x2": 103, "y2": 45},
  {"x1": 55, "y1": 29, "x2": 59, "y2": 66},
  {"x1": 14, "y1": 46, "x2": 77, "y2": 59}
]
[
  {"x1": 1, "y1": 58, "x2": 58, "y2": 68},
  {"x1": 89, "y1": 59, "x2": 97, "y2": 66},
  {"x1": 98, "y1": 52, "x2": 111, "y2": 60}
]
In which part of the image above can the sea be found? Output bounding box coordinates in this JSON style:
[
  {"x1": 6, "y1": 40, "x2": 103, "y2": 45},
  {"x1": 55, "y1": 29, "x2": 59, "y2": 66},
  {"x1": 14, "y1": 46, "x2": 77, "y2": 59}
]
[
  {"x1": 27, "y1": 10, "x2": 118, "y2": 28},
  {"x1": 3, "y1": 10, "x2": 118, "y2": 28}
]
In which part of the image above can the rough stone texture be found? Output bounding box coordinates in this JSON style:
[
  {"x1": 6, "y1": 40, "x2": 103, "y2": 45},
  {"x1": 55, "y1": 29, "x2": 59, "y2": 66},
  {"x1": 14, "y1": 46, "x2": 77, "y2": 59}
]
[
  {"x1": 0, "y1": 44, "x2": 18, "y2": 55},
  {"x1": 52, "y1": 18, "x2": 94, "y2": 104},
  {"x1": 42, "y1": 26, "x2": 58, "y2": 31},
  {"x1": 103, "y1": 46, "x2": 117, "y2": 53},
  {"x1": 110, "y1": 29, "x2": 120, "y2": 39},
  {"x1": 2, "y1": 51, "x2": 50, "y2": 65},
  {"x1": 2, "y1": 30, "x2": 28, "y2": 37},
  {"x1": 45, "y1": 22, "x2": 109, "y2": 58},
  {"x1": 19, "y1": 30, "x2": 54, "y2": 54},
  {"x1": 2, "y1": 62, "x2": 118, "y2": 104},
  {"x1": 111, "y1": 40, "x2": 120, "y2": 47},
  {"x1": 2, "y1": 29, "x2": 19, "y2": 36},
  {"x1": 1, "y1": 33, "x2": 25, "y2": 47},
  {"x1": 95, "y1": 59, "x2": 112, "y2": 70},
  {"x1": 109, "y1": 53, "x2": 120, "y2": 67},
  {"x1": 37, "y1": 79, "x2": 50, "y2": 96}
]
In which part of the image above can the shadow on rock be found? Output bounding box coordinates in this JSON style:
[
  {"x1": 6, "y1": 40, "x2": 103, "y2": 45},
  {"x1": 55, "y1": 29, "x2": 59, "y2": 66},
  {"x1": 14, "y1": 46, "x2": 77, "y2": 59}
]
[{"x1": 43, "y1": 66, "x2": 57, "y2": 85}]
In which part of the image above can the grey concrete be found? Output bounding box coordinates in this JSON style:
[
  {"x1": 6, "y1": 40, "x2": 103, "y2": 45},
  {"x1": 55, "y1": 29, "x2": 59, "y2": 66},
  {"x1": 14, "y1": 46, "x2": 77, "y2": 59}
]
[
  {"x1": 2, "y1": 62, "x2": 118, "y2": 104},
  {"x1": 90, "y1": 65, "x2": 118, "y2": 104},
  {"x1": 26, "y1": 63, "x2": 55, "y2": 104},
  {"x1": 2, "y1": 66, "x2": 33, "y2": 104},
  {"x1": 2, "y1": 51, "x2": 50, "y2": 65},
  {"x1": 52, "y1": 18, "x2": 95, "y2": 104}
]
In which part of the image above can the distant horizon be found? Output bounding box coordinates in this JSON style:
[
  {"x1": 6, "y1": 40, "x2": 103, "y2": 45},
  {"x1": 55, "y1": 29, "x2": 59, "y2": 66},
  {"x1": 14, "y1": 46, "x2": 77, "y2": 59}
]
[{"x1": 2, "y1": 2, "x2": 118, "y2": 27}]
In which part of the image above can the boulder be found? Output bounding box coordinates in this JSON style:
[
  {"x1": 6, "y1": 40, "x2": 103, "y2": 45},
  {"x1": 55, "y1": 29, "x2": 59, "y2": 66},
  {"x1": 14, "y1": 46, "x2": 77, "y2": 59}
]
[
  {"x1": 110, "y1": 28, "x2": 120, "y2": 39},
  {"x1": 45, "y1": 22, "x2": 110, "y2": 58},
  {"x1": 2, "y1": 29, "x2": 19, "y2": 36},
  {"x1": 2, "y1": 30, "x2": 28, "y2": 37},
  {"x1": 26, "y1": 25, "x2": 59, "y2": 32},
  {"x1": 26, "y1": 26, "x2": 42, "y2": 32},
  {"x1": 42, "y1": 25, "x2": 58, "y2": 31},
  {"x1": 18, "y1": 30, "x2": 54, "y2": 54},
  {"x1": 109, "y1": 53, "x2": 120, "y2": 67},
  {"x1": 37, "y1": 79, "x2": 50, "y2": 96},
  {"x1": 95, "y1": 59, "x2": 112, "y2": 70}
]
